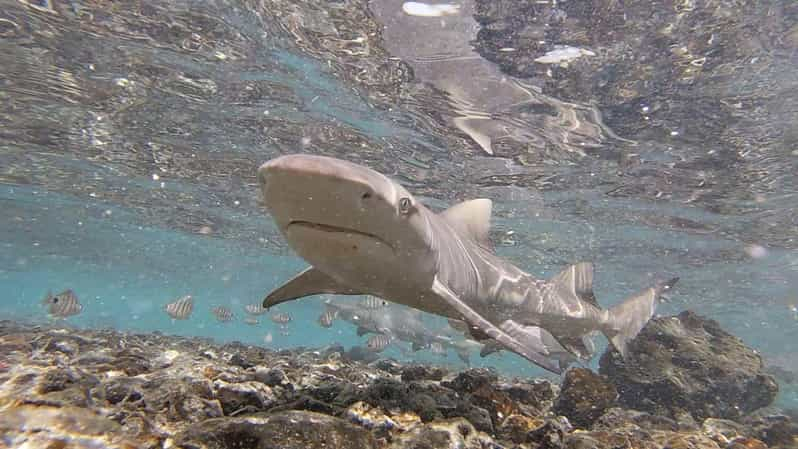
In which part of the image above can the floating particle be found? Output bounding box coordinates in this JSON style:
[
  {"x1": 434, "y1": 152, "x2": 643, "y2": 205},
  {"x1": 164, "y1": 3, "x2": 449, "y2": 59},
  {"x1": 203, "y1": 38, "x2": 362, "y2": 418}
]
[
  {"x1": 744, "y1": 244, "x2": 768, "y2": 259},
  {"x1": 402, "y1": 1, "x2": 460, "y2": 17}
]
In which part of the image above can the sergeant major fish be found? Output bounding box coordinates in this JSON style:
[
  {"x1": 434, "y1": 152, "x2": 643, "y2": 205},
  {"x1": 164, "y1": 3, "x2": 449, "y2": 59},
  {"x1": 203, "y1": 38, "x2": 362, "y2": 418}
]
[
  {"x1": 212, "y1": 306, "x2": 234, "y2": 322},
  {"x1": 42, "y1": 289, "x2": 82, "y2": 318},
  {"x1": 164, "y1": 295, "x2": 193, "y2": 320}
]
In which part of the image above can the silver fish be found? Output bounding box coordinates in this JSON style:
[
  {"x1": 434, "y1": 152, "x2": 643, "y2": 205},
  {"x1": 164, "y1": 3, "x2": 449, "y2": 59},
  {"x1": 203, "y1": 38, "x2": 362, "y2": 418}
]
[
  {"x1": 270, "y1": 312, "x2": 292, "y2": 325},
  {"x1": 366, "y1": 334, "x2": 392, "y2": 352},
  {"x1": 164, "y1": 295, "x2": 193, "y2": 320},
  {"x1": 318, "y1": 309, "x2": 337, "y2": 328},
  {"x1": 42, "y1": 289, "x2": 82, "y2": 318},
  {"x1": 245, "y1": 303, "x2": 267, "y2": 315},
  {"x1": 359, "y1": 295, "x2": 389, "y2": 309},
  {"x1": 243, "y1": 316, "x2": 260, "y2": 325},
  {"x1": 429, "y1": 341, "x2": 446, "y2": 355},
  {"x1": 212, "y1": 306, "x2": 234, "y2": 322}
]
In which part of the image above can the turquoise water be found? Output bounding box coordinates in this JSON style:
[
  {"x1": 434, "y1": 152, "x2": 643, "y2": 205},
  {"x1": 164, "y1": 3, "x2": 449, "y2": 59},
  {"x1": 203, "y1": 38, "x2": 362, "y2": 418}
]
[{"x1": 1, "y1": 0, "x2": 797, "y2": 412}]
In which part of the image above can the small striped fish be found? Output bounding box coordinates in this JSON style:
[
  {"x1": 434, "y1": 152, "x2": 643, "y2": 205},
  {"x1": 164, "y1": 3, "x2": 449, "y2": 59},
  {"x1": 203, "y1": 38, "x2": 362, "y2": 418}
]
[
  {"x1": 359, "y1": 296, "x2": 388, "y2": 309},
  {"x1": 244, "y1": 303, "x2": 266, "y2": 315},
  {"x1": 318, "y1": 309, "x2": 337, "y2": 328},
  {"x1": 212, "y1": 306, "x2": 235, "y2": 322},
  {"x1": 429, "y1": 341, "x2": 446, "y2": 355},
  {"x1": 42, "y1": 290, "x2": 82, "y2": 318},
  {"x1": 270, "y1": 312, "x2": 292, "y2": 325},
  {"x1": 164, "y1": 295, "x2": 193, "y2": 320},
  {"x1": 243, "y1": 316, "x2": 260, "y2": 326},
  {"x1": 366, "y1": 334, "x2": 392, "y2": 352}
]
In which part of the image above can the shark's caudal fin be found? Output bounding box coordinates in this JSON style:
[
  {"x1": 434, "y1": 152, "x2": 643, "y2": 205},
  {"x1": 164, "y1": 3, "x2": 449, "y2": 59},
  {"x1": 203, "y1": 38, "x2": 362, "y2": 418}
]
[{"x1": 604, "y1": 277, "x2": 679, "y2": 357}]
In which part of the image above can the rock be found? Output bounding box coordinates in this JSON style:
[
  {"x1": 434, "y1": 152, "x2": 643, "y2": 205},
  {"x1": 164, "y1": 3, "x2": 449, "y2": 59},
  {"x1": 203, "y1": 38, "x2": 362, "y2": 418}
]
[
  {"x1": 650, "y1": 431, "x2": 722, "y2": 449},
  {"x1": 499, "y1": 378, "x2": 559, "y2": 405},
  {"x1": 38, "y1": 367, "x2": 80, "y2": 394},
  {"x1": 528, "y1": 417, "x2": 573, "y2": 449},
  {"x1": 497, "y1": 414, "x2": 544, "y2": 444},
  {"x1": 372, "y1": 358, "x2": 404, "y2": 375},
  {"x1": 0, "y1": 321, "x2": 785, "y2": 449},
  {"x1": 564, "y1": 430, "x2": 652, "y2": 449},
  {"x1": 344, "y1": 400, "x2": 421, "y2": 432},
  {"x1": 599, "y1": 311, "x2": 779, "y2": 421},
  {"x1": 594, "y1": 407, "x2": 680, "y2": 432},
  {"x1": 401, "y1": 365, "x2": 446, "y2": 382},
  {"x1": 174, "y1": 410, "x2": 377, "y2": 449},
  {"x1": 113, "y1": 349, "x2": 151, "y2": 376},
  {"x1": 469, "y1": 383, "x2": 519, "y2": 431},
  {"x1": 702, "y1": 418, "x2": 747, "y2": 446},
  {"x1": 740, "y1": 412, "x2": 798, "y2": 447},
  {"x1": 253, "y1": 367, "x2": 290, "y2": 387},
  {"x1": 727, "y1": 437, "x2": 769, "y2": 449},
  {"x1": 0, "y1": 404, "x2": 141, "y2": 448},
  {"x1": 442, "y1": 368, "x2": 498, "y2": 393},
  {"x1": 553, "y1": 368, "x2": 618, "y2": 429},
  {"x1": 455, "y1": 402, "x2": 494, "y2": 434},
  {"x1": 387, "y1": 418, "x2": 497, "y2": 449},
  {"x1": 102, "y1": 378, "x2": 144, "y2": 405},
  {"x1": 212, "y1": 379, "x2": 277, "y2": 415}
]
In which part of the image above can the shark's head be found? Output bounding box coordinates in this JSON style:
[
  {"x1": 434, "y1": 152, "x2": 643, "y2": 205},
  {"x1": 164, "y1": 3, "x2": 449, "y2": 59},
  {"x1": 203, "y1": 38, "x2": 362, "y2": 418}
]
[{"x1": 258, "y1": 154, "x2": 436, "y2": 294}]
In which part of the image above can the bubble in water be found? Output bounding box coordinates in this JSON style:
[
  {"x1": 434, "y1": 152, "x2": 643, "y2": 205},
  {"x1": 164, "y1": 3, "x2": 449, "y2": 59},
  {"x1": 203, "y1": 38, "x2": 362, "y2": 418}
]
[{"x1": 744, "y1": 244, "x2": 767, "y2": 259}]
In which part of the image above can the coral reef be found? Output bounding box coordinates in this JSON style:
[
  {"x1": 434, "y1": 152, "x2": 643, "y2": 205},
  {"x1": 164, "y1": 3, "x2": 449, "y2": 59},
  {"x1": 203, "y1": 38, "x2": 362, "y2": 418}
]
[{"x1": 0, "y1": 319, "x2": 795, "y2": 449}]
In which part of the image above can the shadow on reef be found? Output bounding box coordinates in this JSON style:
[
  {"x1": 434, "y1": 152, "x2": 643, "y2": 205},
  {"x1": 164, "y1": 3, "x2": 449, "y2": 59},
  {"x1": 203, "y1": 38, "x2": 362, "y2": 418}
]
[{"x1": 0, "y1": 313, "x2": 796, "y2": 449}]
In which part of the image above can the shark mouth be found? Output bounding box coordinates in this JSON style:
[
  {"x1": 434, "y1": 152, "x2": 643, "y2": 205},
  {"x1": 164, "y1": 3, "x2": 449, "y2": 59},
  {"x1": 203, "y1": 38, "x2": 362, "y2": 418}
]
[{"x1": 287, "y1": 220, "x2": 395, "y2": 251}]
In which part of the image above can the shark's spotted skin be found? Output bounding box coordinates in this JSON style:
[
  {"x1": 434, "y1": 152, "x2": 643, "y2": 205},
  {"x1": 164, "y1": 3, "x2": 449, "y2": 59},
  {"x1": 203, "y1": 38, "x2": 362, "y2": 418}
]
[{"x1": 258, "y1": 154, "x2": 677, "y2": 373}]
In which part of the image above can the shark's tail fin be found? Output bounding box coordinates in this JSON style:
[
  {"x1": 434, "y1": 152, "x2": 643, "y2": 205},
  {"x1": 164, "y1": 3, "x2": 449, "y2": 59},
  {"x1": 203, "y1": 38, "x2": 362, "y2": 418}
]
[{"x1": 603, "y1": 277, "x2": 679, "y2": 357}]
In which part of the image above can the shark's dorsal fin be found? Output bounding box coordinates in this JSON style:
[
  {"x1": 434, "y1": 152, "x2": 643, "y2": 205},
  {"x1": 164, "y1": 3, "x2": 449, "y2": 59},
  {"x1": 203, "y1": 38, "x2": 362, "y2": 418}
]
[
  {"x1": 262, "y1": 266, "x2": 362, "y2": 309},
  {"x1": 551, "y1": 262, "x2": 597, "y2": 307},
  {"x1": 440, "y1": 199, "x2": 494, "y2": 251}
]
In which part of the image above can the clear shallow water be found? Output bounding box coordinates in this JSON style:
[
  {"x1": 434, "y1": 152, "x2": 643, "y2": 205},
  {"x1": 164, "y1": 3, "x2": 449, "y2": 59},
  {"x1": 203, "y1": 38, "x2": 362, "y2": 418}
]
[{"x1": 1, "y1": 0, "x2": 797, "y2": 409}]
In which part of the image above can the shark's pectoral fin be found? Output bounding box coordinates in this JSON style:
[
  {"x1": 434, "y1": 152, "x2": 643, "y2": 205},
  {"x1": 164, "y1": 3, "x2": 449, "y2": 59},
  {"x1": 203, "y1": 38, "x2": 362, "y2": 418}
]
[
  {"x1": 430, "y1": 277, "x2": 562, "y2": 374},
  {"x1": 551, "y1": 262, "x2": 597, "y2": 306},
  {"x1": 356, "y1": 326, "x2": 370, "y2": 337},
  {"x1": 411, "y1": 342, "x2": 424, "y2": 352},
  {"x1": 450, "y1": 319, "x2": 492, "y2": 341},
  {"x1": 498, "y1": 320, "x2": 550, "y2": 356},
  {"x1": 552, "y1": 335, "x2": 594, "y2": 360},
  {"x1": 262, "y1": 267, "x2": 362, "y2": 309},
  {"x1": 448, "y1": 318, "x2": 469, "y2": 333},
  {"x1": 479, "y1": 340, "x2": 502, "y2": 357}
]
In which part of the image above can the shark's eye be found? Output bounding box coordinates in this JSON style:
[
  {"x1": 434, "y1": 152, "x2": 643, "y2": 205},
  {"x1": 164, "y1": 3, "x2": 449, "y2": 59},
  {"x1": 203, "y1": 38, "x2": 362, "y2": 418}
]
[
  {"x1": 361, "y1": 192, "x2": 372, "y2": 200},
  {"x1": 399, "y1": 197, "x2": 412, "y2": 214}
]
